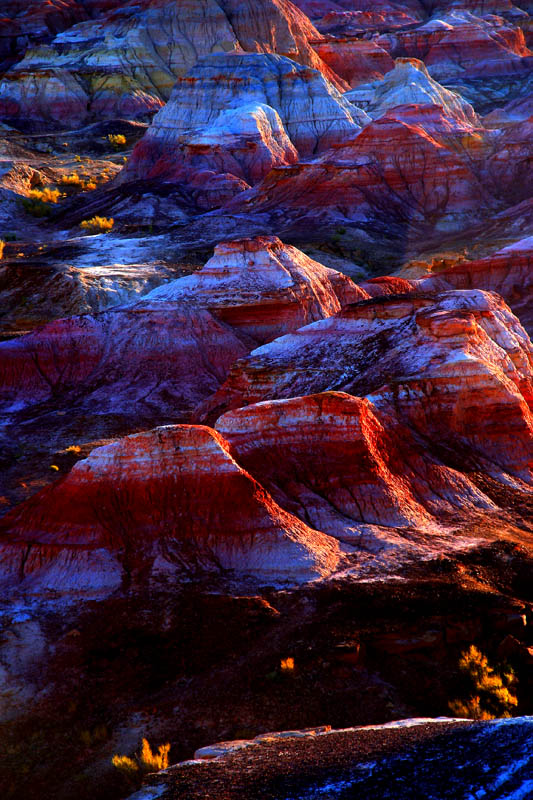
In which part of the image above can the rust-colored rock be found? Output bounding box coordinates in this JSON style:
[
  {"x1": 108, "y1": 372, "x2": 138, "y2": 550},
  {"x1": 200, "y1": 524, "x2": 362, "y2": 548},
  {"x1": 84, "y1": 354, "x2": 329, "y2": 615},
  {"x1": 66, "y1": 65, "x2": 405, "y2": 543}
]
[
  {"x1": 226, "y1": 107, "x2": 490, "y2": 229},
  {"x1": 145, "y1": 236, "x2": 367, "y2": 343},
  {"x1": 201, "y1": 290, "x2": 533, "y2": 485},
  {"x1": 0, "y1": 425, "x2": 341, "y2": 591},
  {"x1": 217, "y1": 392, "x2": 494, "y2": 539}
]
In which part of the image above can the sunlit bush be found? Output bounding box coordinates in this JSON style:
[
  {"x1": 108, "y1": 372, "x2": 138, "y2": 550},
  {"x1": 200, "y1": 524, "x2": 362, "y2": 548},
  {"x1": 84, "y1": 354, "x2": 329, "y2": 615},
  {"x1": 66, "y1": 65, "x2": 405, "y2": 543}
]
[
  {"x1": 112, "y1": 738, "x2": 170, "y2": 787},
  {"x1": 80, "y1": 216, "x2": 114, "y2": 234},
  {"x1": 449, "y1": 645, "x2": 517, "y2": 720},
  {"x1": 107, "y1": 133, "x2": 127, "y2": 150}
]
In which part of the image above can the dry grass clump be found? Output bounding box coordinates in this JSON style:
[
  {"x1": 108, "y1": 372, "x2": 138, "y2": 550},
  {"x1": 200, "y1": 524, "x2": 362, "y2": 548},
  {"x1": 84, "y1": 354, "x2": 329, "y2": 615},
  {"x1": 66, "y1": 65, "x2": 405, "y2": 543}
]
[
  {"x1": 112, "y1": 738, "x2": 170, "y2": 787},
  {"x1": 60, "y1": 173, "x2": 97, "y2": 191},
  {"x1": 22, "y1": 186, "x2": 62, "y2": 217},
  {"x1": 80, "y1": 216, "x2": 114, "y2": 234}
]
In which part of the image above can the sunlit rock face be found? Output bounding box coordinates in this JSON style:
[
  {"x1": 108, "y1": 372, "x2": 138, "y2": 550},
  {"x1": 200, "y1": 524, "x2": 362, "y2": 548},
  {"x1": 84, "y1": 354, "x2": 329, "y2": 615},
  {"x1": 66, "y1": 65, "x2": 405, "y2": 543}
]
[
  {"x1": 119, "y1": 52, "x2": 368, "y2": 206},
  {"x1": 216, "y1": 391, "x2": 495, "y2": 538},
  {"x1": 0, "y1": 0, "x2": 346, "y2": 131},
  {"x1": 312, "y1": 38, "x2": 395, "y2": 88},
  {"x1": 0, "y1": 237, "x2": 361, "y2": 429},
  {"x1": 0, "y1": 424, "x2": 341, "y2": 592},
  {"x1": 416, "y1": 238, "x2": 533, "y2": 336},
  {"x1": 345, "y1": 58, "x2": 479, "y2": 126},
  {"x1": 201, "y1": 290, "x2": 533, "y2": 486},
  {"x1": 0, "y1": 390, "x2": 499, "y2": 595},
  {"x1": 225, "y1": 106, "x2": 490, "y2": 230},
  {"x1": 145, "y1": 236, "x2": 367, "y2": 343},
  {"x1": 383, "y1": 11, "x2": 532, "y2": 83}
]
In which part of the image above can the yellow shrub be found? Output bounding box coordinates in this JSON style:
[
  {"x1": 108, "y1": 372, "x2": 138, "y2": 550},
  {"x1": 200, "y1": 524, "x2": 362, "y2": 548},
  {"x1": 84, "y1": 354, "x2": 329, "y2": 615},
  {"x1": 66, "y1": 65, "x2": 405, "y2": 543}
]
[
  {"x1": 60, "y1": 173, "x2": 98, "y2": 192},
  {"x1": 449, "y1": 645, "x2": 517, "y2": 720},
  {"x1": 107, "y1": 133, "x2": 127, "y2": 150},
  {"x1": 29, "y1": 187, "x2": 61, "y2": 204},
  {"x1": 139, "y1": 738, "x2": 170, "y2": 772},
  {"x1": 112, "y1": 738, "x2": 170, "y2": 783},
  {"x1": 111, "y1": 754, "x2": 139, "y2": 778},
  {"x1": 280, "y1": 657, "x2": 295, "y2": 673},
  {"x1": 80, "y1": 216, "x2": 114, "y2": 234},
  {"x1": 60, "y1": 173, "x2": 83, "y2": 186}
]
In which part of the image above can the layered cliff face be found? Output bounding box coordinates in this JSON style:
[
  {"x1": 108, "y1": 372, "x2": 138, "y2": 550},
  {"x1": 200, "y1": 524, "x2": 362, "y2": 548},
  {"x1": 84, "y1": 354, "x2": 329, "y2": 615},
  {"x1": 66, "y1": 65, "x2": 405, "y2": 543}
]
[
  {"x1": 145, "y1": 236, "x2": 366, "y2": 341},
  {"x1": 0, "y1": 390, "x2": 500, "y2": 595},
  {"x1": 416, "y1": 238, "x2": 533, "y2": 335},
  {"x1": 345, "y1": 58, "x2": 479, "y2": 126},
  {"x1": 0, "y1": 0, "x2": 346, "y2": 130},
  {"x1": 202, "y1": 290, "x2": 533, "y2": 485},
  {"x1": 119, "y1": 52, "x2": 368, "y2": 206},
  {"x1": 0, "y1": 424, "x2": 341, "y2": 591},
  {"x1": 312, "y1": 38, "x2": 395, "y2": 88},
  {"x1": 0, "y1": 237, "x2": 361, "y2": 430},
  {"x1": 384, "y1": 10, "x2": 532, "y2": 83},
  {"x1": 216, "y1": 392, "x2": 495, "y2": 537},
  {"x1": 225, "y1": 107, "x2": 490, "y2": 229}
]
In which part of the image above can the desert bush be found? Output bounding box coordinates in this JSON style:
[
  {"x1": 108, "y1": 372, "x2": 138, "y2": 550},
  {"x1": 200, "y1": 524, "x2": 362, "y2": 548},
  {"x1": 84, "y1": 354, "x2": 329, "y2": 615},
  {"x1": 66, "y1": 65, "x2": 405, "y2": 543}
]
[
  {"x1": 112, "y1": 738, "x2": 170, "y2": 787},
  {"x1": 107, "y1": 133, "x2": 127, "y2": 150},
  {"x1": 60, "y1": 173, "x2": 98, "y2": 192},
  {"x1": 139, "y1": 738, "x2": 170, "y2": 772},
  {"x1": 280, "y1": 657, "x2": 295, "y2": 673},
  {"x1": 449, "y1": 645, "x2": 517, "y2": 720},
  {"x1": 22, "y1": 198, "x2": 52, "y2": 217},
  {"x1": 80, "y1": 216, "x2": 114, "y2": 234},
  {"x1": 60, "y1": 173, "x2": 83, "y2": 186},
  {"x1": 29, "y1": 187, "x2": 61, "y2": 204}
]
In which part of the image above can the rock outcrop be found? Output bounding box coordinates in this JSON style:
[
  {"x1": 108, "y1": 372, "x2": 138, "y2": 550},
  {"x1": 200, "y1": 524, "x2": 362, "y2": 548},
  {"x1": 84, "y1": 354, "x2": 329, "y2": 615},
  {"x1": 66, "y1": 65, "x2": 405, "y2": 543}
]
[
  {"x1": 217, "y1": 391, "x2": 494, "y2": 540},
  {"x1": 416, "y1": 238, "x2": 533, "y2": 335},
  {"x1": 345, "y1": 58, "x2": 479, "y2": 126},
  {"x1": 120, "y1": 52, "x2": 368, "y2": 205},
  {"x1": 387, "y1": 11, "x2": 532, "y2": 83},
  {"x1": 145, "y1": 236, "x2": 366, "y2": 343},
  {"x1": 0, "y1": 425, "x2": 341, "y2": 591},
  {"x1": 201, "y1": 290, "x2": 533, "y2": 485},
  {"x1": 226, "y1": 106, "x2": 489, "y2": 229},
  {"x1": 0, "y1": 237, "x2": 361, "y2": 428},
  {"x1": 0, "y1": 0, "x2": 347, "y2": 130},
  {"x1": 312, "y1": 38, "x2": 394, "y2": 88}
]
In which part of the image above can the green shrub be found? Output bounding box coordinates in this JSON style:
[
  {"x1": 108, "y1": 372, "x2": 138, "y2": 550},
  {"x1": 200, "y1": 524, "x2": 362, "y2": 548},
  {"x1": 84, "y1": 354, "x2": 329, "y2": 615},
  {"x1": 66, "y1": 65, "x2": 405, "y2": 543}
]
[{"x1": 21, "y1": 198, "x2": 52, "y2": 217}]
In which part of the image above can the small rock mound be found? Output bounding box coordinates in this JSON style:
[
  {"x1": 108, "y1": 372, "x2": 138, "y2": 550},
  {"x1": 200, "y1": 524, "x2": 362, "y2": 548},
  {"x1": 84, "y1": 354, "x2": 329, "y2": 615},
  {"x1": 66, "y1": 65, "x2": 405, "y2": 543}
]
[{"x1": 345, "y1": 58, "x2": 479, "y2": 126}]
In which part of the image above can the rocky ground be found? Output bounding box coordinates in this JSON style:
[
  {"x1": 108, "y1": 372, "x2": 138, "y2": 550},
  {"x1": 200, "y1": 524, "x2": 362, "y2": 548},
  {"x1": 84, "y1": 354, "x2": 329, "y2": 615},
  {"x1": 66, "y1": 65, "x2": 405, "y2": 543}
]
[{"x1": 2, "y1": 1, "x2": 533, "y2": 799}]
